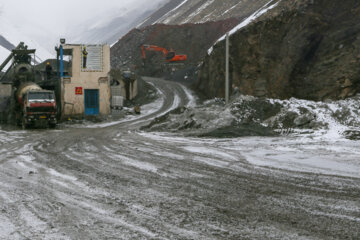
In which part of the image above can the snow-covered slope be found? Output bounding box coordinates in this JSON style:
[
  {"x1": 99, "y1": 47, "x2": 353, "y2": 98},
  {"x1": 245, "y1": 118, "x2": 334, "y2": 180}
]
[
  {"x1": 68, "y1": 0, "x2": 169, "y2": 45},
  {"x1": 138, "y1": 0, "x2": 271, "y2": 27},
  {"x1": 69, "y1": 10, "x2": 153, "y2": 45}
]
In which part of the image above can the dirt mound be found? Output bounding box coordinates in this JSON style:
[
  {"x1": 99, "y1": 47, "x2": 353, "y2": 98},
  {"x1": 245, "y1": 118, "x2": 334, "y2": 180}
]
[
  {"x1": 141, "y1": 94, "x2": 360, "y2": 139},
  {"x1": 141, "y1": 97, "x2": 280, "y2": 137}
]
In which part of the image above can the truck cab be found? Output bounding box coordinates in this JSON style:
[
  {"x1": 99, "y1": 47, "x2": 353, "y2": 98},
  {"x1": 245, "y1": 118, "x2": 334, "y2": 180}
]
[{"x1": 21, "y1": 89, "x2": 57, "y2": 128}]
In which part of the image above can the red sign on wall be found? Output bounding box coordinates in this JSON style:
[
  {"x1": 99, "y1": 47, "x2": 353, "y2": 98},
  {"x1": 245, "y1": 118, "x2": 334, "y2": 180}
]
[{"x1": 75, "y1": 87, "x2": 83, "y2": 95}]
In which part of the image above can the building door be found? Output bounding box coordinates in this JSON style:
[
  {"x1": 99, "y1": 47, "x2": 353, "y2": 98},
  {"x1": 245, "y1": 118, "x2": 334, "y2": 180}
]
[{"x1": 84, "y1": 89, "x2": 99, "y2": 115}]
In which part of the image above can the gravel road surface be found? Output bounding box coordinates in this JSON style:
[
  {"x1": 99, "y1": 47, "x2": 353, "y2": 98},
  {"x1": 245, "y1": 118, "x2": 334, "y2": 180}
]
[{"x1": 0, "y1": 77, "x2": 359, "y2": 239}]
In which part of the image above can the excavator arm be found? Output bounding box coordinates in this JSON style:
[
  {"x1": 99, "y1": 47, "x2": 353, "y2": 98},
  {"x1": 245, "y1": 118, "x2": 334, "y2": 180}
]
[
  {"x1": 141, "y1": 45, "x2": 168, "y2": 59},
  {"x1": 141, "y1": 44, "x2": 187, "y2": 63}
]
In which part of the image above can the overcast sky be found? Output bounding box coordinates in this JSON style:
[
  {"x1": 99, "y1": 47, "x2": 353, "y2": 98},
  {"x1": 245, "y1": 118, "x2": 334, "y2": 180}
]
[
  {"x1": 0, "y1": 0, "x2": 166, "y2": 56},
  {"x1": 0, "y1": 0, "x2": 165, "y2": 32}
]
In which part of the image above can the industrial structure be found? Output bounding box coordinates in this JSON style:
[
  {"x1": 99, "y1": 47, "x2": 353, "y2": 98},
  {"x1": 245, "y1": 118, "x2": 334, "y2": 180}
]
[
  {"x1": 0, "y1": 39, "x2": 141, "y2": 125},
  {"x1": 56, "y1": 42, "x2": 111, "y2": 118},
  {"x1": 0, "y1": 43, "x2": 57, "y2": 127}
]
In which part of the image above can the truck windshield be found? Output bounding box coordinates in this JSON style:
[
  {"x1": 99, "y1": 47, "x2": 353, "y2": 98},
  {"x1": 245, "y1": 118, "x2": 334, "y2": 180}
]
[{"x1": 28, "y1": 92, "x2": 54, "y2": 100}]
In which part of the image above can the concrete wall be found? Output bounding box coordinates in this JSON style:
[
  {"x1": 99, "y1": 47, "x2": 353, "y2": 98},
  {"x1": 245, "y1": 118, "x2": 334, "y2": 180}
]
[
  {"x1": 61, "y1": 44, "x2": 111, "y2": 117},
  {"x1": 118, "y1": 79, "x2": 138, "y2": 100}
]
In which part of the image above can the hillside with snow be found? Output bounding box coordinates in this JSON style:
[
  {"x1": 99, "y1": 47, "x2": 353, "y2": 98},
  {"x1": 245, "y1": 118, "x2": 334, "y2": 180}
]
[
  {"x1": 138, "y1": 0, "x2": 270, "y2": 27},
  {"x1": 111, "y1": 0, "x2": 278, "y2": 76},
  {"x1": 65, "y1": 0, "x2": 169, "y2": 45}
]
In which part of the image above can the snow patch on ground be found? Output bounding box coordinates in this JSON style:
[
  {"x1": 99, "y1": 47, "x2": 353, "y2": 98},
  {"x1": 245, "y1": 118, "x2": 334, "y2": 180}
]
[
  {"x1": 106, "y1": 151, "x2": 158, "y2": 173},
  {"x1": 19, "y1": 207, "x2": 47, "y2": 231},
  {"x1": 122, "y1": 158, "x2": 158, "y2": 173},
  {"x1": 138, "y1": 131, "x2": 360, "y2": 179},
  {"x1": 48, "y1": 169, "x2": 77, "y2": 181},
  {"x1": 229, "y1": 137, "x2": 360, "y2": 178},
  {"x1": 0, "y1": 215, "x2": 16, "y2": 238},
  {"x1": 180, "y1": 84, "x2": 197, "y2": 108},
  {"x1": 183, "y1": 146, "x2": 238, "y2": 161}
]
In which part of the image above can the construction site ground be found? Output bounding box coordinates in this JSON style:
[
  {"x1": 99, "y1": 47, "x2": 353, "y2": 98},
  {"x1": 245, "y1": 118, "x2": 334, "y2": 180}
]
[{"x1": 0, "y1": 77, "x2": 359, "y2": 239}]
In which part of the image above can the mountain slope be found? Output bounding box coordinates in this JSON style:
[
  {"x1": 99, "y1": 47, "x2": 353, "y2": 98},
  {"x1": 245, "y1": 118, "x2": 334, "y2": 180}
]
[
  {"x1": 111, "y1": 0, "x2": 277, "y2": 77},
  {"x1": 196, "y1": 0, "x2": 360, "y2": 100},
  {"x1": 111, "y1": 19, "x2": 239, "y2": 77},
  {"x1": 138, "y1": 0, "x2": 270, "y2": 27},
  {"x1": 69, "y1": 0, "x2": 169, "y2": 45},
  {"x1": 71, "y1": 11, "x2": 150, "y2": 45}
]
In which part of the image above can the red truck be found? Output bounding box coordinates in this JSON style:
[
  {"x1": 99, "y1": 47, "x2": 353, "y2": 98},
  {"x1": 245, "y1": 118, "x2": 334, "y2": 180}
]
[{"x1": 16, "y1": 82, "x2": 57, "y2": 129}]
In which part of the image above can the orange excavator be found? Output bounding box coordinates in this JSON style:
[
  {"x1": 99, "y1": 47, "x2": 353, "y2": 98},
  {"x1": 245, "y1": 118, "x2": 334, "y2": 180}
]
[{"x1": 141, "y1": 44, "x2": 187, "y2": 63}]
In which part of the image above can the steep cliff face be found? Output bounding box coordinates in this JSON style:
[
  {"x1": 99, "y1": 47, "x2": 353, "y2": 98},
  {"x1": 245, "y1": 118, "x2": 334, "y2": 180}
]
[
  {"x1": 196, "y1": 0, "x2": 360, "y2": 100},
  {"x1": 111, "y1": 19, "x2": 239, "y2": 77}
]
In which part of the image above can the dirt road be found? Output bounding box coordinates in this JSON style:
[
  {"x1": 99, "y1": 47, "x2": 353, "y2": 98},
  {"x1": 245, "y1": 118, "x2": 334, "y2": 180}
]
[{"x1": 0, "y1": 77, "x2": 359, "y2": 239}]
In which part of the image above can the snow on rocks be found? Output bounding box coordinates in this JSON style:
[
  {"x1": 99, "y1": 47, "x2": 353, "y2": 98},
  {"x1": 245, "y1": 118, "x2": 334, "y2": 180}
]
[
  {"x1": 142, "y1": 93, "x2": 360, "y2": 141},
  {"x1": 154, "y1": 0, "x2": 191, "y2": 25},
  {"x1": 208, "y1": 0, "x2": 281, "y2": 55}
]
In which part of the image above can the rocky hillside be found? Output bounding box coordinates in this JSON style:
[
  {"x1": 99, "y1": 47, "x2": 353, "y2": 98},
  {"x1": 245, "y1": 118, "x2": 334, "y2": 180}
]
[
  {"x1": 111, "y1": 19, "x2": 239, "y2": 77},
  {"x1": 196, "y1": 0, "x2": 360, "y2": 100},
  {"x1": 139, "y1": 0, "x2": 270, "y2": 26},
  {"x1": 111, "y1": 0, "x2": 277, "y2": 79}
]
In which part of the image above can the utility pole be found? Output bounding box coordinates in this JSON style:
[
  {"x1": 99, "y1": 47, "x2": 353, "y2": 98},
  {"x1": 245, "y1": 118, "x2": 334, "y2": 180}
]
[{"x1": 225, "y1": 32, "x2": 230, "y2": 104}]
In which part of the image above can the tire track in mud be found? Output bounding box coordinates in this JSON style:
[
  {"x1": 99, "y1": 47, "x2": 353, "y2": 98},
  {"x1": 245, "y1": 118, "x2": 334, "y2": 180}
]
[{"x1": 0, "y1": 77, "x2": 196, "y2": 239}]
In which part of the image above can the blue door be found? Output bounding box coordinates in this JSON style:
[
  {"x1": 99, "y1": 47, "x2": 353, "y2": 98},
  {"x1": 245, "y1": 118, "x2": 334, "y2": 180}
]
[{"x1": 85, "y1": 89, "x2": 99, "y2": 115}]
